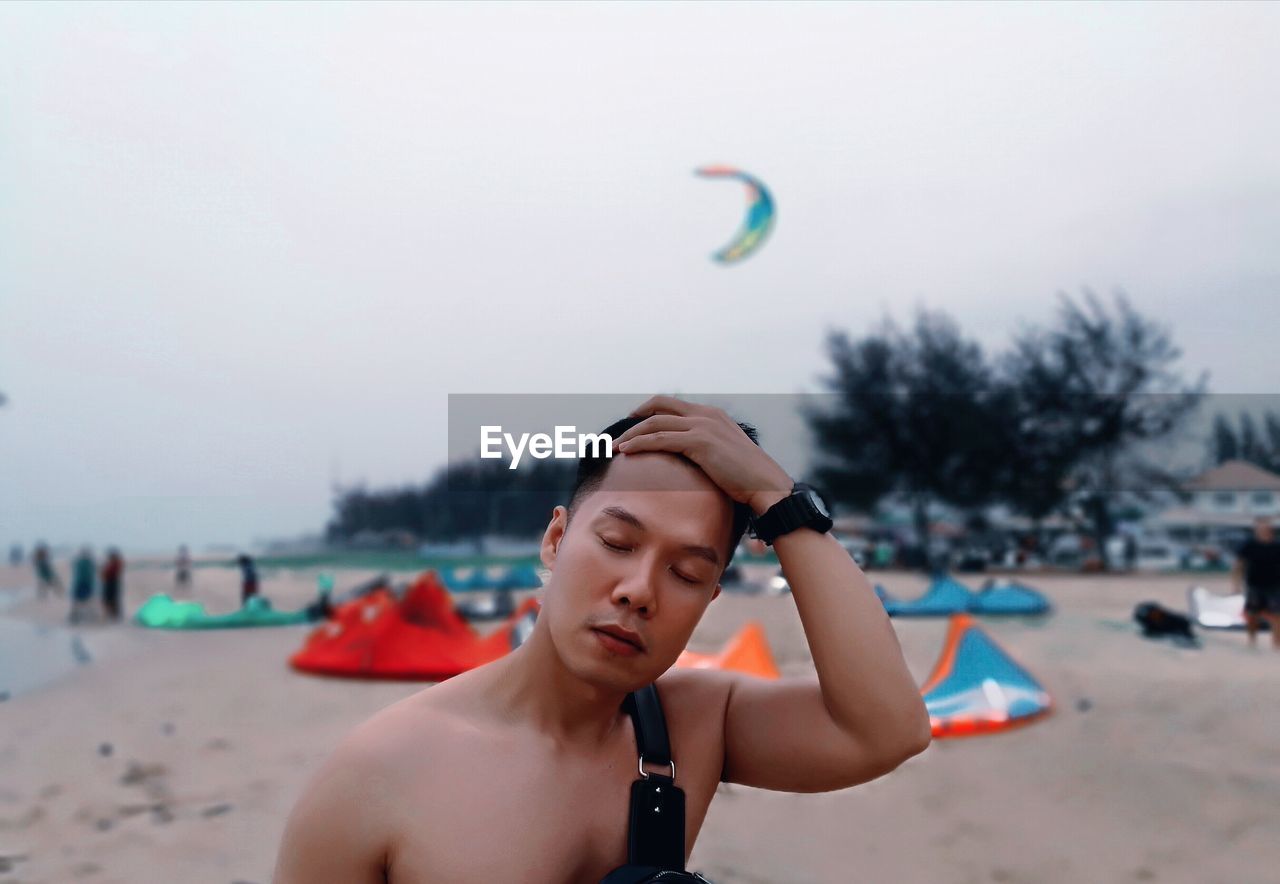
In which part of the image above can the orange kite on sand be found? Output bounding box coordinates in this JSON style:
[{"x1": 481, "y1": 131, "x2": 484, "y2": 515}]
[{"x1": 675, "y1": 621, "x2": 781, "y2": 679}]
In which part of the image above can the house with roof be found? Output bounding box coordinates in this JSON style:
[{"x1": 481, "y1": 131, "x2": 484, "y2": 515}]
[{"x1": 1152, "y1": 459, "x2": 1280, "y2": 545}]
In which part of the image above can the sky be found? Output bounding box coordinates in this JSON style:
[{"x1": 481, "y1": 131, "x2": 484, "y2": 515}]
[{"x1": 2, "y1": 2, "x2": 1278, "y2": 552}]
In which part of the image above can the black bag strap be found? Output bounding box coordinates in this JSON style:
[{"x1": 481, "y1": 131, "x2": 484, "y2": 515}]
[
  {"x1": 623, "y1": 683, "x2": 672, "y2": 769},
  {"x1": 621, "y1": 684, "x2": 685, "y2": 870}
]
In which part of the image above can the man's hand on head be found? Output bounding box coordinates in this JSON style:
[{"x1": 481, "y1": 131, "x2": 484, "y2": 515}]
[{"x1": 614, "y1": 395, "x2": 793, "y2": 516}]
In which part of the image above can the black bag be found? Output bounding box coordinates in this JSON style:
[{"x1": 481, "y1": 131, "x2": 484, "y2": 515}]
[
  {"x1": 1133, "y1": 601, "x2": 1197, "y2": 644},
  {"x1": 599, "y1": 685, "x2": 713, "y2": 884}
]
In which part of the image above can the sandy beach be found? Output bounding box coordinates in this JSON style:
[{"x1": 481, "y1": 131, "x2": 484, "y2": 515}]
[{"x1": 1, "y1": 563, "x2": 1277, "y2": 884}]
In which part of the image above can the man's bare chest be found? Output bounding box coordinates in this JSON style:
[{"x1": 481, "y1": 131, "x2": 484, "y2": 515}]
[
  {"x1": 386, "y1": 742, "x2": 636, "y2": 883},
  {"x1": 384, "y1": 733, "x2": 718, "y2": 884}
]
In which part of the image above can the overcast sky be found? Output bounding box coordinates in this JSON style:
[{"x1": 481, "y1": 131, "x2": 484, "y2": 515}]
[{"x1": 2, "y1": 2, "x2": 1278, "y2": 552}]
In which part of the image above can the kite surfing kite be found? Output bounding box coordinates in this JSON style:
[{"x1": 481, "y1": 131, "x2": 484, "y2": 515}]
[
  {"x1": 878, "y1": 576, "x2": 1051, "y2": 617},
  {"x1": 134, "y1": 593, "x2": 324, "y2": 629},
  {"x1": 675, "y1": 621, "x2": 781, "y2": 679},
  {"x1": 921, "y1": 615, "x2": 1052, "y2": 738},
  {"x1": 289, "y1": 572, "x2": 539, "y2": 680},
  {"x1": 695, "y1": 165, "x2": 775, "y2": 264}
]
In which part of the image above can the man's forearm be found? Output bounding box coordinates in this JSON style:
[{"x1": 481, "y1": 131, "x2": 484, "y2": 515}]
[{"x1": 773, "y1": 528, "x2": 930, "y2": 751}]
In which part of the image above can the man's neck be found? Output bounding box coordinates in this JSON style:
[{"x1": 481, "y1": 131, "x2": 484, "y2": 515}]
[{"x1": 483, "y1": 626, "x2": 633, "y2": 750}]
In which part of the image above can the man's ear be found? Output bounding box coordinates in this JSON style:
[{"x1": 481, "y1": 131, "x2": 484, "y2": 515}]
[
  {"x1": 540, "y1": 505, "x2": 569, "y2": 571},
  {"x1": 711, "y1": 583, "x2": 722, "y2": 602}
]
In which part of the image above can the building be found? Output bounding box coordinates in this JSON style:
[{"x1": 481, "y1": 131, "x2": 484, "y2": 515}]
[{"x1": 1153, "y1": 459, "x2": 1280, "y2": 545}]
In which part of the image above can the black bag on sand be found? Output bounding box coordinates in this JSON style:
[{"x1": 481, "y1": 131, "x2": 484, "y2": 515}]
[
  {"x1": 599, "y1": 685, "x2": 713, "y2": 884},
  {"x1": 1133, "y1": 601, "x2": 1198, "y2": 645}
]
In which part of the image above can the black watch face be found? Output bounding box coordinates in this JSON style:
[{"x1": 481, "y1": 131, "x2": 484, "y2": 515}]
[{"x1": 806, "y1": 490, "x2": 829, "y2": 518}]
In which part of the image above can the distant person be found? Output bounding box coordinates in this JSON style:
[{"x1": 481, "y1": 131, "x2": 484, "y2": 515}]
[
  {"x1": 33, "y1": 542, "x2": 63, "y2": 598},
  {"x1": 9, "y1": 543, "x2": 22, "y2": 566},
  {"x1": 70, "y1": 546, "x2": 97, "y2": 623},
  {"x1": 874, "y1": 537, "x2": 896, "y2": 569},
  {"x1": 175, "y1": 545, "x2": 192, "y2": 594},
  {"x1": 1124, "y1": 534, "x2": 1138, "y2": 571},
  {"x1": 237, "y1": 554, "x2": 259, "y2": 606},
  {"x1": 1234, "y1": 516, "x2": 1280, "y2": 649},
  {"x1": 100, "y1": 548, "x2": 124, "y2": 621}
]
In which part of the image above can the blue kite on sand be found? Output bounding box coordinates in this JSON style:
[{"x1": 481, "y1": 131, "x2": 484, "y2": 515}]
[{"x1": 878, "y1": 576, "x2": 1050, "y2": 617}]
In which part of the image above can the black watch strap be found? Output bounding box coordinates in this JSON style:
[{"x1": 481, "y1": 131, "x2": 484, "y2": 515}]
[{"x1": 751, "y1": 484, "x2": 833, "y2": 545}]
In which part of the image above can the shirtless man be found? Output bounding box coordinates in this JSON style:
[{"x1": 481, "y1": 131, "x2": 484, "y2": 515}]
[{"x1": 274, "y1": 396, "x2": 931, "y2": 883}]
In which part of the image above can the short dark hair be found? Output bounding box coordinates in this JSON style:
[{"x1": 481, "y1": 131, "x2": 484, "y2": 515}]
[{"x1": 567, "y1": 416, "x2": 759, "y2": 569}]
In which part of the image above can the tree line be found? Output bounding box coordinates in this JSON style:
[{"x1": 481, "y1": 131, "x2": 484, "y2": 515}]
[
  {"x1": 1209, "y1": 410, "x2": 1280, "y2": 474},
  {"x1": 329, "y1": 291, "x2": 1244, "y2": 570},
  {"x1": 326, "y1": 457, "x2": 576, "y2": 545}
]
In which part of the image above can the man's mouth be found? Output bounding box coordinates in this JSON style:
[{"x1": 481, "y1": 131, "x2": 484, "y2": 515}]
[{"x1": 592, "y1": 624, "x2": 646, "y2": 655}]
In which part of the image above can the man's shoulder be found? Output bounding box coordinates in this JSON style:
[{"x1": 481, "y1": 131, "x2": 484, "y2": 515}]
[
  {"x1": 653, "y1": 667, "x2": 737, "y2": 729},
  {"x1": 338, "y1": 683, "x2": 487, "y2": 767}
]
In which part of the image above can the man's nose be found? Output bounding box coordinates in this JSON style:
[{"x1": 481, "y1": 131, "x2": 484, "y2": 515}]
[{"x1": 610, "y1": 559, "x2": 659, "y2": 617}]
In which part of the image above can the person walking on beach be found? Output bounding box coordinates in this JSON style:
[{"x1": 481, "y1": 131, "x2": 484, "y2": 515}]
[
  {"x1": 1234, "y1": 516, "x2": 1280, "y2": 649},
  {"x1": 275, "y1": 396, "x2": 930, "y2": 883},
  {"x1": 33, "y1": 542, "x2": 63, "y2": 598},
  {"x1": 175, "y1": 545, "x2": 192, "y2": 595},
  {"x1": 100, "y1": 548, "x2": 125, "y2": 621},
  {"x1": 237, "y1": 554, "x2": 260, "y2": 606},
  {"x1": 70, "y1": 546, "x2": 97, "y2": 623}
]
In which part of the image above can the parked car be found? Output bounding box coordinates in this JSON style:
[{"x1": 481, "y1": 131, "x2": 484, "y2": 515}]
[
  {"x1": 1048, "y1": 534, "x2": 1086, "y2": 568},
  {"x1": 1133, "y1": 541, "x2": 1185, "y2": 572}
]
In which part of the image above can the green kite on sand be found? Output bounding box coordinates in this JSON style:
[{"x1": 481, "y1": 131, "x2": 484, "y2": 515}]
[{"x1": 134, "y1": 594, "x2": 319, "y2": 629}]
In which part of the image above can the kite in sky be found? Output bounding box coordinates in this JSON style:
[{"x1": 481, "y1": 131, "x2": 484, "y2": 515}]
[{"x1": 695, "y1": 165, "x2": 776, "y2": 264}]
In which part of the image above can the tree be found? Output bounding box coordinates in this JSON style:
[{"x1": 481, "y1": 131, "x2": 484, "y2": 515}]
[
  {"x1": 1009, "y1": 291, "x2": 1204, "y2": 568},
  {"x1": 807, "y1": 310, "x2": 1007, "y2": 565},
  {"x1": 1211, "y1": 413, "x2": 1240, "y2": 464},
  {"x1": 1207, "y1": 409, "x2": 1280, "y2": 473},
  {"x1": 809, "y1": 292, "x2": 1203, "y2": 572}
]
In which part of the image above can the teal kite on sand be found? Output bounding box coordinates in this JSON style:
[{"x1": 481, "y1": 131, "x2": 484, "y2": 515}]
[
  {"x1": 134, "y1": 594, "x2": 318, "y2": 629},
  {"x1": 922, "y1": 615, "x2": 1052, "y2": 737}
]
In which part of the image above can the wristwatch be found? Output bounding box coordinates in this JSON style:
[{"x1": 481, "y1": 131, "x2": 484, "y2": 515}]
[{"x1": 750, "y1": 483, "x2": 834, "y2": 545}]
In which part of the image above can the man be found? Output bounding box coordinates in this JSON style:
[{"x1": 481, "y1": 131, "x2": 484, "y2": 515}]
[
  {"x1": 275, "y1": 397, "x2": 931, "y2": 883},
  {"x1": 175, "y1": 545, "x2": 192, "y2": 595},
  {"x1": 1233, "y1": 516, "x2": 1280, "y2": 649},
  {"x1": 70, "y1": 546, "x2": 96, "y2": 624},
  {"x1": 32, "y1": 542, "x2": 63, "y2": 599},
  {"x1": 100, "y1": 548, "x2": 125, "y2": 621},
  {"x1": 237, "y1": 554, "x2": 259, "y2": 606}
]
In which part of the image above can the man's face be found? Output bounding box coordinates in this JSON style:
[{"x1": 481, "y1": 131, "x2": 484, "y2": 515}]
[
  {"x1": 1256, "y1": 519, "x2": 1275, "y2": 542},
  {"x1": 539, "y1": 451, "x2": 733, "y2": 692}
]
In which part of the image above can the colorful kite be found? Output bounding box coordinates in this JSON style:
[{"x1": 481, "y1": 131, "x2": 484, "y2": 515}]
[
  {"x1": 921, "y1": 615, "x2": 1052, "y2": 738},
  {"x1": 695, "y1": 165, "x2": 775, "y2": 264}
]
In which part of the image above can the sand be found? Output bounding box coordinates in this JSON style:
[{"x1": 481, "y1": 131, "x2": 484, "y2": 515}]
[{"x1": 0, "y1": 562, "x2": 1277, "y2": 884}]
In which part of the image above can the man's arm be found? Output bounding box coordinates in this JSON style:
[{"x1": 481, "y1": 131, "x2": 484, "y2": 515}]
[
  {"x1": 617, "y1": 396, "x2": 931, "y2": 793},
  {"x1": 273, "y1": 735, "x2": 394, "y2": 884},
  {"x1": 720, "y1": 527, "x2": 931, "y2": 791}
]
